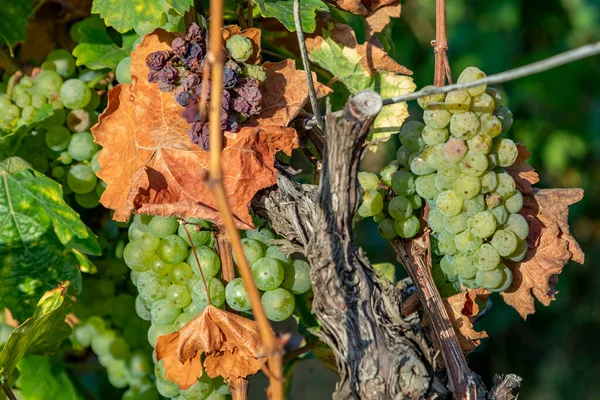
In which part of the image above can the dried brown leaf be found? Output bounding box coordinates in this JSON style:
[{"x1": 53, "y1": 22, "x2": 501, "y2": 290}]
[
  {"x1": 257, "y1": 59, "x2": 332, "y2": 126},
  {"x1": 501, "y1": 147, "x2": 584, "y2": 318},
  {"x1": 92, "y1": 30, "x2": 303, "y2": 229},
  {"x1": 155, "y1": 305, "x2": 266, "y2": 389},
  {"x1": 364, "y1": 3, "x2": 401, "y2": 36}
]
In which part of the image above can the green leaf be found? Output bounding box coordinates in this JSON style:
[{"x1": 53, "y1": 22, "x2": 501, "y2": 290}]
[
  {"x1": 0, "y1": 285, "x2": 71, "y2": 382},
  {"x1": 92, "y1": 0, "x2": 166, "y2": 33},
  {"x1": 0, "y1": 168, "x2": 100, "y2": 255},
  {"x1": 372, "y1": 262, "x2": 396, "y2": 283},
  {"x1": 254, "y1": 0, "x2": 328, "y2": 32},
  {"x1": 163, "y1": 0, "x2": 194, "y2": 15},
  {"x1": 16, "y1": 355, "x2": 81, "y2": 400},
  {"x1": 72, "y1": 16, "x2": 131, "y2": 70},
  {"x1": 308, "y1": 29, "x2": 415, "y2": 144},
  {"x1": 0, "y1": 0, "x2": 33, "y2": 48}
]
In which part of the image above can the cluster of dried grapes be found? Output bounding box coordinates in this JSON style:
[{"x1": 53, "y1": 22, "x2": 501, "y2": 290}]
[{"x1": 145, "y1": 23, "x2": 264, "y2": 150}]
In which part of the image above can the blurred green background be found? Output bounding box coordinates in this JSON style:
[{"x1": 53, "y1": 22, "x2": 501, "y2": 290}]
[{"x1": 355, "y1": 0, "x2": 600, "y2": 398}]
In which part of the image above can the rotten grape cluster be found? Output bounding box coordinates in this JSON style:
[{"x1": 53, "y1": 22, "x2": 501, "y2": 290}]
[
  {"x1": 362, "y1": 66, "x2": 528, "y2": 293},
  {"x1": 122, "y1": 214, "x2": 311, "y2": 398},
  {"x1": 0, "y1": 49, "x2": 106, "y2": 209},
  {"x1": 145, "y1": 23, "x2": 266, "y2": 150}
]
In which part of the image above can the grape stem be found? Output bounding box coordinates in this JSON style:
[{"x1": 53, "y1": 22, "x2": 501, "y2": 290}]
[
  {"x1": 206, "y1": 1, "x2": 285, "y2": 399},
  {"x1": 293, "y1": 0, "x2": 324, "y2": 129},
  {"x1": 433, "y1": 0, "x2": 453, "y2": 86},
  {"x1": 180, "y1": 221, "x2": 211, "y2": 304},
  {"x1": 383, "y1": 40, "x2": 600, "y2": 105}
]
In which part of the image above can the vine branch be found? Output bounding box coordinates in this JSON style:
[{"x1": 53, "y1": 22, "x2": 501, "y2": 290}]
[
  {"x1": 383, "y1": 40, "x2": 600, "y2": 105},
  {"x1": 433, "y1": 0, "x2": 452, "y2": 86},
  {"x1": 206, "y1": 1, "x2": 283, "y2": 398},
  {"x1": 293, "y1": 0, "x2": 324, "y2": 129}
]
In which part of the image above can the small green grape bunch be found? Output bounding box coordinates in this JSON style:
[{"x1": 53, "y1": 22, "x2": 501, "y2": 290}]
[
  {"x1": 357, "y1": 168, "x2": 424, "y2": 240},
  {"x1": 400, "y1": 66, "x2": 526, "y2": 293}
]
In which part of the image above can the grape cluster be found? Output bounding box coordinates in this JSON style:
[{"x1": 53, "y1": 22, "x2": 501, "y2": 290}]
[
  {"x1": 145, "y1": 24, "x2": 266, "y2": 150},
  {"x1": 123, "y1": 215, "x2": 309, "y2": 398},
  {"x1": 0, "y1": 50, "x2": 106, "y2": 209},
  {"x1": 399, "y1": 67, "x2": 525, "y2": 292},
  {"x1": 357, "y1": 170, "x2": 424, "y2": 240}
]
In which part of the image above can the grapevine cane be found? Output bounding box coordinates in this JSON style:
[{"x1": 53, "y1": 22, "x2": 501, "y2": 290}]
[{"x1": 206, "y1": 0, "x2": 285, "y2": 399}]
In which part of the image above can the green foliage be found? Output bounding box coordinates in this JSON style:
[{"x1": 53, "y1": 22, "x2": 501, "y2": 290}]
[
  {"x1": 0, "y1": 285, "x2": 71, "y2": 383},
  {"x1": 72, "y1": 16, "x2": 137, "y2": 70},
  {"x1": 91, "y1": 0, "x2": 191, "y2": 33},
  {"x1": 163, "y1": 0, "x2": 194, "y2": 15},
  {"x1": 254, "y1": 0, "x2": 328, "y2": 32},
  {"x1": 16, "y1": 355, "x2": 81, "y2": 400},
  {"x1": 0, "y1": 0, "x2": 33, "y2": 48},
  {"x1": 0, "y1": 105, "x2": 54, "y2": 160}
]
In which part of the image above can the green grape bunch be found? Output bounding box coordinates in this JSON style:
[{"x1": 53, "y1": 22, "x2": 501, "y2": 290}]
[{"x1": 359, "y1": 66, "x2": 528, "y2": 294}]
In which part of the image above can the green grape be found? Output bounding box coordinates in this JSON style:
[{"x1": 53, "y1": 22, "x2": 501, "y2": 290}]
[
  {"x1": 66, "y1": 109, "x2": 92, "y2": 132},
  {"x1": 380, "y1": 162, "x2": 399, "y2": 186},
  {"x1": 173, "y1": 312, "x2": 194, "y2": 330},
  {"x1": 152, "y1": 298, "x2": 182, "y2": 324},
  {"x1": 409, "y1": 193, "x2": 423, "y2": 209},
  {"x1": 423, "y1": 109, "x2": 451, "y2": 129},
  {"x1": 449, "y1": 112, "x2": 480, "y2": 140},
  {"x1": 129, "y1": 351, "x2": 152, "y2": 379},
  {"x1": 415, "y1": 173, "x2": 439, "y2": 199},
  {"x1": 157, "y1": 234, "x2": 188, "y2": 264},
  {"x1": 505, "y1": 213, "x2": 529, "y2": 241},
  {"x1": 178, "y1": 219, "x2": 211, "y2": 247},
  {"x1": 107, "y1": 362, "x2": 129, "y2": 388},
  {"x1": 463, "y1": 194, "x2": 485, "y2": 216},
  {"x1": 391, "y1": 170, "x2": 415, "y2": 196},
  {"x1": 150, "y1": 254, "x2": 171, "y2": 276},
  {"x1": 47, "y1": 49, "x2": 76, "y2": 78},
  {"x1": 149, "y1": 216, "x2": 178, "y2": 238},
  {"x1": 490, "y1": 204, "x2": 508, "y2": 225},
  {"x1": 137, "y1": 271, "x2": 170, "y2": 303},
  {"x1": 485, "y1": 192, "x2": 502, "y2": 209},
  {"x1": 496, "y1": 173, "x2": 516, "y2": 199},
  {"x1": 507, "y1": 240, "x2": 528, "y2": 262},
  {"x1": 394, "y1": 215, "x2": 420, "y2": 238},
  {"x1": 452, "y1": 174, "x2": 481, "y2": 199},
  {"x1": 58, "y1": 151, "x2": 72, "y2": 165},
  {"x1": 417, "y1": 85, "x2": 446, "y2": 109},
  {"x1": 428, "y1": 208, "x2": 445, "y2": 233},
  {"x1": 168, "y1": 262, "x2": 193, "y2": 285},
  {"x1": 459, "y1": 151, "x2": 488, "y2": 177},
  {"x1": 51, "y1": 166, "x2": 67, "y2": 180},
  {"x1": 261, "y1": 288, "x2": 295, "y2": 322},
  {"x1": 226, "y1": 35, "x2": 254, "y2": 62},
  {"x1": 487, "y1": 265, "x2": 513, "y2": 292},
  {"x1": 443, "y1": 212, "x2": 468, "y2": 234},
  {"x1": 457, "y1": 66, "x2": 486, "y2": 96},
  {"x1": 358, "y1": 171, "x2": 379, "y2": 190},
  {"x1": 184, "y1": 299, "x2": 205, "y2": 317},
  {"x1": 399, "y1": 121, "x2": 426, "y2": 152},
  {"x1": 494, "y1": 138, "x2": 518, "y2": 167},
  {"x1": 377, "y1": 219, "x2": 397, "y2": 240},
  {"x1": 455, "y1": 254, "x2": 477, "y2": 279},
  {"x1": 116, "y1": 57, "x2": 132, "y2": 84},
  {"x1": 148, "y1": 324, "x2": 175, "y2": 347},
  {"x1": 442, "y1": 137, "x2": 467, "y2": 164},
  {"x1": 128, "y1": 222, "x2": 148, "y2": 242},
  {"x1": 67, "y1": 164, "x2": 97, "y2": 194},
  {"x1": 241, "y1": 64, "x2": 267, "y2": 83},
  {"x1": 388, "y1": 196, "x2": 413, "y2": 220},
  {"x1": 21, "y1": 106, "x2": 36, "y2": 122},
  {"x1": 34, "y1": 70, "x2": 63, "y2": 97},
  {"x1": 423, "y1": 144, "x2": 445, "y2": 169},
  {"x1": 436, "y1": 190, "x2": 463, "y2": 217},
  {"x1": 467, "y1": 134, "x2": 492, "y2": 154},
  {"x1": 471, "y1": 93, "x2": 495, "y2": 115},
  {"x1": 437, "y1": 231, "x2": 457, "y2": 255},
  {"x1": 252, "y1": 257, "x2": 284, "y2": 291},
  {"x1": 480, "y1": 113, "x2": 502, "y2": 137},
  {"x1": 0, "y1": 95, "x2": 11, "y2": 109},
  {"x1": 265, "y1": 246, "x2": 291, "y2": 264},
  {"x1": 140, "y1": 232, "x2": 161, "y2": 251},
  {"x1": 409, "y1": 153, "x2": 435, "y2": 175},
  {"x1": 494, "y1": 106, "x2": 513, "y2": 132},
  {"x1": 480, "y1": 171, "x2": 498, "y2": 193},
  {"x1": 282, "y1": 259, "x2": 311, "y2": 294},
  {"x1": 468, "y1": 211, "x2": 497, "y2": 238},
  {"x1": 59, "y1": 79, "x2": 91, "y2": 109},
  {"x1": 505, "y1": 191, "x2": 523, "y2": 213},
  {"x1": 109, "y1": 337, "x2": 130, "y2": 359},
  {"x1": 485, "y1": 87, "x2": 503, "y2": 108},
  {"x1": 91, "y1": 329, "x2": 117, "y2": 355},
  {"x1": 19, "y1": 76, "x2": 33, "y2": 88},
  {"x1": 135, "y1": 296, "x2": 152, "y2": 321},
  {"x1": 225, "y1": 278, "x2": 251, "y2": 312},
  {"x1": 436, "y1": 162, "x2": 459, "y2": 183},
  {"x1": 123, "y1": 241, "x2": 155, "y2": 271},
  {"x1": 188, "y1": 246, "x2": 221, "y2": 277},
  {"x1": 440, "y1": 255, "x2": 457, "y2": 279},
  {"x1": 75, "y1": 191, "x2": 100, "y2": 208},
  {"x1": 130, "y1": 271, "x2": 141, "y2": 287},
  {"x1": 233, "y1": 238, "x2": 265, "y2": 266},
  {"x1": 191, "y1": 277, "x2": 225, "y2": 308},
  {"x1": 4, "y1": 104, "x2": 20, "y2": 119},
  {"x1": 31, "y1": 93, "x2": 47, "y2": 108},
  {"x1": 186, "y1": 275, "x2": 200, "y2": 291},
  {"x1": 491, "y1": 229, "x2": 518, "y2": 257},
  {"x1": 180, "y1": 374, "x2": 214, "y2": 400},
  {"x1": 48, "y1": 93, "x2": 64, "y2": 109},
  {"x1": 358, "y1": 189, "x2": 383, "y2": 217},
  {"x1": 68, "y1": 132, "x2": 99, "y2": 161},
  {"x1": 373, "y1": 212, "x2": 385, "y2": 223},
  {"x1": 474, "y1": 243, "x2": 501, "y2": 271},
  {"x1": 13, "y1": 91, "x2": 31, "y2": 108},
  {"x1": 166, "y1": 284, "x2": 192, "y2": 308},
  {"x1": 444, "y1": 90, "x2": 471, "y2": 113},
  {"x1": 45, "y1": 126, "x2": 71, "y2": 152},
  {"x1": 475, "y1": 268, "x2": 504, "y2": 290},
  {"x1": 454, "y1": 230, "x2": 482, "y2": 254},
  {"x1": 422, "y1": 126, "x2": 448, "y2": 146},
  {"x1": 395, "y1": 147, "x2": 411, "y2": 167}
]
